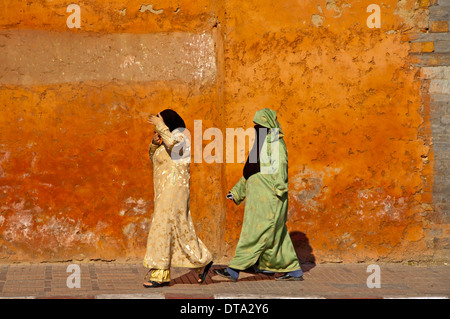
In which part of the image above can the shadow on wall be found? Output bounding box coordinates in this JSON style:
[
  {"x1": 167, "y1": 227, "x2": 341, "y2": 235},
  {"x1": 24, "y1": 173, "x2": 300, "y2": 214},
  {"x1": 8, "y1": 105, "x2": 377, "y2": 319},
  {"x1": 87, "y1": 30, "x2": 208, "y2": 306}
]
[{"x1": 290, "y1": 231, "x2": 316, "y2": 272}]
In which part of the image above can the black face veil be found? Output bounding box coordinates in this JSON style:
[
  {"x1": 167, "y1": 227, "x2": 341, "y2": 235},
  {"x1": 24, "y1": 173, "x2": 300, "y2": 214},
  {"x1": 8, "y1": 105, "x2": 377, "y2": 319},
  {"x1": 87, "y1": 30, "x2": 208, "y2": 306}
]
[
  {"x1": 243, "y1": 124, "x2": 269, "y2": 180},
  {"x1": 159, "y1": 109, "x2": 186, "y2": 132}
]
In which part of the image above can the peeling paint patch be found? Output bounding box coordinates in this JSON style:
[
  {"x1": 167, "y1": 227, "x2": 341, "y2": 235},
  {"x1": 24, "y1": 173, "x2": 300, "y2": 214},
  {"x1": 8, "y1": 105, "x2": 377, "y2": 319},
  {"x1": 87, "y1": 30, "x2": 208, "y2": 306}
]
[
  {"x1": 1, "y1": 209, "x2": 35, "y2": 242},
  {"x1": 120, "y1": 198, "x2": 150, "y2": 216},
  {"x1": 139, "y1": 4, "x2": 164, "y2": 15},
  {"x1": 0, "y1": 149, "x2": 10, "y2": 178},
  {"x1": 326, "y1": 0, "x2": 351, "y2": 18},
  {"x1": 122, "y1": 220, "x2": 150, "y2": 249},
  {"x1": 356, "y1": 191, "x2": 407, "y2": 223},
  {"x1": 393, "y1": 0, "x2": 428, "y2": 29},
  {"x1": 36, "y1": 216, "x2": 96, "y2": 250},
  {"x1": 311, "y1": 14, "x2": 325, "y2": 27}
]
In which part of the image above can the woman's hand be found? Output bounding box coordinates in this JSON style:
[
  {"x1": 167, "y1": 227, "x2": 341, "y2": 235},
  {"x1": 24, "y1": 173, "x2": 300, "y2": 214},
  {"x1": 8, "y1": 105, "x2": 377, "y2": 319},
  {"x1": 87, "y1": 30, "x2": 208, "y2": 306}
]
[
  {"x1": 148, "y1": 113, "x2": 164, "y2": 126},
  {"x1": 152, "y1": 132, "x2": 162, "y2": 145}
]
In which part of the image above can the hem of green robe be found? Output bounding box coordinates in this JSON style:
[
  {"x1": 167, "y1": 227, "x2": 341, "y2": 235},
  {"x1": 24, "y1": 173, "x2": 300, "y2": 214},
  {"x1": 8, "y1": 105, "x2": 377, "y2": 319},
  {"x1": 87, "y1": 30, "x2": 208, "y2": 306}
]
[
  {"x1": 228, "y1": 262, "x2": 300, "y2": 273},
  {"x1": 257, "y1": 264, "x2": 301, "y2": 273}
]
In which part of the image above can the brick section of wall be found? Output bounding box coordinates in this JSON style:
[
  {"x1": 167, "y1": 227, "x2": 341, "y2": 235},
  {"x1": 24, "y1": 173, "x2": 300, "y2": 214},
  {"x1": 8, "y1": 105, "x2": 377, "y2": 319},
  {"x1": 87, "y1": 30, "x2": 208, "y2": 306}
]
[{"x1": 414, "y1": 0, "x2": 450, "y2": 260}]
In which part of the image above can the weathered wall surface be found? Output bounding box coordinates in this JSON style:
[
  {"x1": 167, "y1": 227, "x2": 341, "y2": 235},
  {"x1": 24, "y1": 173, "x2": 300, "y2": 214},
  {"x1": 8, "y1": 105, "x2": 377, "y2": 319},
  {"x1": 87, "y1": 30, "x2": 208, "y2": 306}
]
[
  {"x1": 0, "y1": 0, "x2": 448, "y2": 263},
  {"x1": 221, "y1": 0, "x2": 448, "y2": 263},
  {"x1": 0, "y1": 0, "x2": 226, "y2": 262}
]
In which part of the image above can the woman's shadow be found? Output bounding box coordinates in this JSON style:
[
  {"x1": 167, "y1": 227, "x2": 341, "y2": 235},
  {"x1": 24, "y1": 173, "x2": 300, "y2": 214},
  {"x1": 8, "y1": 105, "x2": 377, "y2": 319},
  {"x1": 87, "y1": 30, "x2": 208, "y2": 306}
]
[{"x1": 289, "y1": 231, "x2": 316, "y2": 273}]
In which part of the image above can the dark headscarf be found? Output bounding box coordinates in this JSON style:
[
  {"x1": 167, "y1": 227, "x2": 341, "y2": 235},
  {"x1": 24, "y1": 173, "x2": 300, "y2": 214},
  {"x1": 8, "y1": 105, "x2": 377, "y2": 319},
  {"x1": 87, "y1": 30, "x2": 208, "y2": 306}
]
[
  {"x1": 243, "y1": 124, "x2": 269, "y2": 180},
  {"x1": 159, "y1": 109, "x2": 186, "y2": 132},
  {"x1": 243, "y1": 109, "x2": 283, "y2": 180}
]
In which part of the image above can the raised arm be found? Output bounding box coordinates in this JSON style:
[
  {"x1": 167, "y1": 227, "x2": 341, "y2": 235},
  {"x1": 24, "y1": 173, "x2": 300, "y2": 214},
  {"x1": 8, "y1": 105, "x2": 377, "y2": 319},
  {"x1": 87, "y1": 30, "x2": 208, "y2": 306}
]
[{"x1": 155, "y1": 121, "x2": 183, "y2": 151}]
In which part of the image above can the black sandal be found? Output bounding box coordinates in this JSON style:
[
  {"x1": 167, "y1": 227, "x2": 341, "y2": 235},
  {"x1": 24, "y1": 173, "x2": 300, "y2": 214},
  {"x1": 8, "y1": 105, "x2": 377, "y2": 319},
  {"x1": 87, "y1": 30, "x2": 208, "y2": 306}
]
[
  {"x1": 143, "y1": 281, "x2": 169, "y2": 288},
  {"x1": 198, "y1": 261, "x2": 213, "y2": 284}
]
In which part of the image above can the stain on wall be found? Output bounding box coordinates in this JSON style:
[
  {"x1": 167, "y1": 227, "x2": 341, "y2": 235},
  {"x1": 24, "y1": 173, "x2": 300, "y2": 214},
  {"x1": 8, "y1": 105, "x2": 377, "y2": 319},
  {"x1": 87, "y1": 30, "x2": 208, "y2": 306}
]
[
  {"x1": 0, "y1": 0, "x2": 448, "y2": 263},
  {"x1": 0, "y1": 30, "x2": 216, "y2": 85}
]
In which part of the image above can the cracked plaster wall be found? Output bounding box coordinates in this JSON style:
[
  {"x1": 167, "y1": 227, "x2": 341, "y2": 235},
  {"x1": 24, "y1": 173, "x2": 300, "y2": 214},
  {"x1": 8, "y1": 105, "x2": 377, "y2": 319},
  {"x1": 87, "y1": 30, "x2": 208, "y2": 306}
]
[{"x1": 0, "y1": 0, "x2": 448, "y2": 263}]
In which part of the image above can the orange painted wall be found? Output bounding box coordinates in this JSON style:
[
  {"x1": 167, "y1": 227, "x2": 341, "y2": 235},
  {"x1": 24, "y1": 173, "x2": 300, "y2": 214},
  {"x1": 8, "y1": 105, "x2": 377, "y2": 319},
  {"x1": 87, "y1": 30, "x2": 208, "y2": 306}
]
[
  {"x1": 0, "y1": 0, "x2": 226, "y2": 262},
  {"x1": 221, "y1": 0, "x2": 439, "y2": 263},
  {"x1": 0, "y1": 0, "x2": 446, "y2": 263}
]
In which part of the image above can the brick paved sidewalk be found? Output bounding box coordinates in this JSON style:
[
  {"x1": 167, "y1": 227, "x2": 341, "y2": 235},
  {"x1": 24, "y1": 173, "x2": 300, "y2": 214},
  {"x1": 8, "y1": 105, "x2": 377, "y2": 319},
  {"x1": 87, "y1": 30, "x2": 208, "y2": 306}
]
[{"x1": 0, "y1": 262, "x2": 448, "y2": 299}]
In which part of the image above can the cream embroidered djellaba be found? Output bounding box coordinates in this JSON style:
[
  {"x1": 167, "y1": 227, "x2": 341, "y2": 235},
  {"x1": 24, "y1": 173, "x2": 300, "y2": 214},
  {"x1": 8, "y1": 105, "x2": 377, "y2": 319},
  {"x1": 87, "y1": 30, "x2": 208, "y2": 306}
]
[{"x1": 143, "y1": 117, "x2": 212, "y2": 283}]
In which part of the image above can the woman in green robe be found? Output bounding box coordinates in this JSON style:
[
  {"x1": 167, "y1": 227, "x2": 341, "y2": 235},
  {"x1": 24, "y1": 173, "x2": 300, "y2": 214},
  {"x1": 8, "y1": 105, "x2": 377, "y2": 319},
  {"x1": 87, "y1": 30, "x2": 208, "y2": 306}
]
[{"x1": 215, "y1": 108, "x2": 303, "y2": 281}]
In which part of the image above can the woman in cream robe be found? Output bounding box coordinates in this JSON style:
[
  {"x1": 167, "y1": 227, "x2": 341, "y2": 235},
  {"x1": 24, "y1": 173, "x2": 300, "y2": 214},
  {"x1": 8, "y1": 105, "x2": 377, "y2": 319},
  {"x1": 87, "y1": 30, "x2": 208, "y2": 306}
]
[{"x1": 143, "y1": 109, "x2": 213, "y2": 288}]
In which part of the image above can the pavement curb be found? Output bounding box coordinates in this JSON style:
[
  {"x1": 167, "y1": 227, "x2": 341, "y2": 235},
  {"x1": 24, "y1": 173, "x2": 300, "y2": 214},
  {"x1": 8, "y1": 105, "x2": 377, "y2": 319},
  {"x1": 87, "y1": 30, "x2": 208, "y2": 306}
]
[{"x1": 1, "y1": 294, "x2": 447, "y2": 299}]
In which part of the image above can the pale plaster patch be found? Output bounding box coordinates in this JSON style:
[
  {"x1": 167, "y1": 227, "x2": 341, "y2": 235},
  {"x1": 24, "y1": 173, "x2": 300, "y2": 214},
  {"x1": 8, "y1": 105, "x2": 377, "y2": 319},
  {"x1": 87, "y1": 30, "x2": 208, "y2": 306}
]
[{"x1": 0, "y1": 30, "x2": 216, "y2": 85}]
